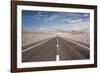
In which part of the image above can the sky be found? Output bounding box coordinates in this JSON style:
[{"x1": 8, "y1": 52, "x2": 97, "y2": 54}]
[{"x1": 22, "y1": 10, "x2": 90, "y2": 32}]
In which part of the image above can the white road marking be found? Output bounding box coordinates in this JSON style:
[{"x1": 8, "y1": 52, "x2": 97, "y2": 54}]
[
  {"x1": 22, "y1": 39, "x2": 51, "y2": 53},
  {"x1": 56, "y1": 54, "x2": 60, "y2": 61},
  {"x1": 57, "y1": 38, "x2": 58, "y2": 43},
  {"x1": 66, "y1": 39, "x2": 89, "y2": 49},
  {"x1": 57, "y1": 44, "x2": 59, "y2": 47},
  {"x1": 56, "y1": 37, "x2": 60, "y2": 61}
]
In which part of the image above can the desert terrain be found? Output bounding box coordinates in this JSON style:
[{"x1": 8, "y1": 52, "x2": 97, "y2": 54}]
[
  {"x1": 22, "y1": 30, "x2": 89, "y2": 47},
  {"x1": 22, "y1": 30, "x2": 90, "y2": 62}
]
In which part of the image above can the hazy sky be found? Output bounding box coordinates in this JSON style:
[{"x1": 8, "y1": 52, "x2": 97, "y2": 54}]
[{"x1": 22, "y1": 10, "x2": 90, "y2": 32}]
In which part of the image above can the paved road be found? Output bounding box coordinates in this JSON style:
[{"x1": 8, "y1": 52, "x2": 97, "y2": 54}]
[{"x1": 22, "y1": 37, "x2": 90, "y2": 62}]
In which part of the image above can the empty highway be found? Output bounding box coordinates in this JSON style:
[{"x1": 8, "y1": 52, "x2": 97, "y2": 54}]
[{"x1": 22, "y1": 37, "x2": 90, "y2": 62}]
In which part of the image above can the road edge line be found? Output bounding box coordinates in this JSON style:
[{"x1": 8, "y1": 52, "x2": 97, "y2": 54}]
[
  {"x1": 66, "y1": 39, "x2": 89, "y2": 49},
  {"x1": 22, "y1": 38, "x2": 52, "y2": 53}
]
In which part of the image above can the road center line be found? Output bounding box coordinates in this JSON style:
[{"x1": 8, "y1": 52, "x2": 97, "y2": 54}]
[
  {"x1": 56, "y1": 37, "x2": 59, "y2": 61},
  {"x1": 57, "y1": 38, "x2": 58, "y2": 44},
  {"x1": 57, "y1": 44, "x2": 59, "y2": 47},
  {"x1": 22, "y1": 38, "x2": 51, "y2": 53},
  {"x1": 56, "y1": 54, "x2": 60, "y2": 61}
]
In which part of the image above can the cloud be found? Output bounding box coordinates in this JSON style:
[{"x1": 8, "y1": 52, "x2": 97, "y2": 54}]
[
  {"x1": 22, "y1": 10, "x2": 90, "y2": 32},
  {"x1": 41, "y1": 13, "x2": 90, "y2": 32},
  {"x1": 64, "y1": 19, "x2": 90, "y2": 32}
]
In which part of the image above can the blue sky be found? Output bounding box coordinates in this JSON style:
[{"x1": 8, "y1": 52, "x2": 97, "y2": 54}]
[{"x1": 22, "y1": 10, "x2": 90, "y2": 32}]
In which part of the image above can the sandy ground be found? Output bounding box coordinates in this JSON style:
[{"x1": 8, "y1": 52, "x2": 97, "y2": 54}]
[
  {"x1": 22, "y1": 32, "x2": 56, "y2": 47},
  {"x1": 58, "y1": 31, "x2": 90, "y2": 45},
  {"x1": 22, "y1": 30, "x2": 90, "y2": 47}
]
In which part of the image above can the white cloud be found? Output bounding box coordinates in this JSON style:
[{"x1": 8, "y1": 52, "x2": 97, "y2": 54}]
[
  {"x1": 66, "y1": 20, "x2": 90, "y2": 32},
  {"x1": 34, "y1": 12, "x2": 90, "y2": 32}
]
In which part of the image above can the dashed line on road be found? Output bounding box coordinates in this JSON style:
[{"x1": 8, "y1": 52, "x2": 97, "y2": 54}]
[
  {"x1": 56, "y1": 54, "x2": 60, "y2": 61},
  {"x1": 57, "y1": 44, "x2": 59, "y2": 47},
  {"x1": 57, "y1": 38, "x2": 58, "y2": 44},
  {"x1": 56, "y1": 37, "x2": 60, "y2": 61}
]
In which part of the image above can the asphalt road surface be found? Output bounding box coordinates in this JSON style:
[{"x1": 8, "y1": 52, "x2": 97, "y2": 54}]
[{"x1": 22, "y1": 37, "x2": 90, "y2": 62}]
